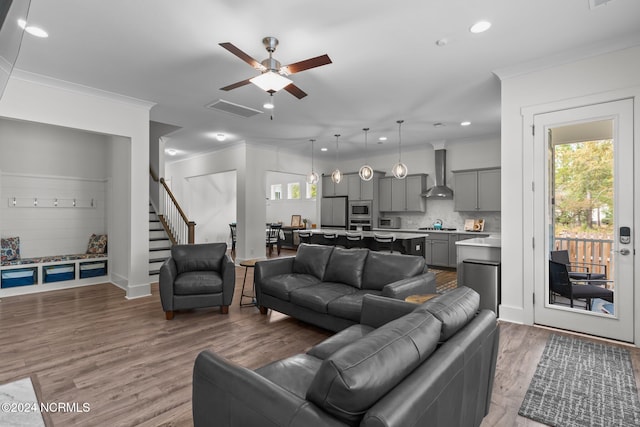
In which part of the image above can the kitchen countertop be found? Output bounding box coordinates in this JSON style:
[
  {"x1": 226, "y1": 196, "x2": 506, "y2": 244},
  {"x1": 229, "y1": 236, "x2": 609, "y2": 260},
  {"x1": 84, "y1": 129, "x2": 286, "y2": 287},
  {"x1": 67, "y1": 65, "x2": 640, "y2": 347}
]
[
  {"x1": 296, "y1": 228, "x2": 428, "y2": 240},
  {"x1": 455, "y1": 237, "x2": 501, "y2": 248},
  {"x1": 372, "y1": 228, "x2": 491, "y2": 236}
]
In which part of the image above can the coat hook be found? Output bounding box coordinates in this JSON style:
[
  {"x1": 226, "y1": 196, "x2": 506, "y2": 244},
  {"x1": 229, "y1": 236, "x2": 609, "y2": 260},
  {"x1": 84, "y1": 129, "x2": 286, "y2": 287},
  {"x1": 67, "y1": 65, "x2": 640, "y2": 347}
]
[
  {"x1": 12, "y1": 197, "x2": 16, "y2": 207},
  {"x1": 91, "y1": 198, "x2": 94, "y2": 208},
  {"x1": 34, "y1": 198, "x2": 38, "y2": 207},
  {"x1": 73, "y1": 198, "x2": 76, "y2": 207},
  {"x1": 54, "y1": 198, "x2": 58, "y2": 207}
]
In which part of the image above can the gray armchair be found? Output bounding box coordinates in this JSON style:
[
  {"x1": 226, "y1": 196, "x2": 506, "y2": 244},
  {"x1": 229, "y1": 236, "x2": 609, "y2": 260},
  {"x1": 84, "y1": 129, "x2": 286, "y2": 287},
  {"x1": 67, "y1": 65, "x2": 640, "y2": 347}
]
[{"x1": 160, "y1": 243, "x2": 235, "y2": 319}]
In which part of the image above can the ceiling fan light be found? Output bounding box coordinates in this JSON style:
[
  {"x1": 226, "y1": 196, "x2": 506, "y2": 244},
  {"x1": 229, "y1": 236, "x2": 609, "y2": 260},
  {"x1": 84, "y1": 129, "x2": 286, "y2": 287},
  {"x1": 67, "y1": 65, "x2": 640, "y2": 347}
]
[
  {"x1": 331, "y1": 169, "x2": 342, "y2": 184},
  {"x1": 359, "y1": 165, "x2": 374, "y2": 181},
  {"x1": 250, "y1": 71, "x2": 292, "y2": 92},
  {"x1": 392, "y1": 162, "x2": 408, "y2": 179}
]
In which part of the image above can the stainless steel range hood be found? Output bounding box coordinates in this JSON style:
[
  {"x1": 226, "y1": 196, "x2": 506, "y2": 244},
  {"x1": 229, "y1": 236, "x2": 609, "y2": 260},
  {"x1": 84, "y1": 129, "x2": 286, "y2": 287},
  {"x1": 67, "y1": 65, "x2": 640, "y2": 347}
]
[{"x1": 423, "y1": 149, "x2": 454, "y2": 199}]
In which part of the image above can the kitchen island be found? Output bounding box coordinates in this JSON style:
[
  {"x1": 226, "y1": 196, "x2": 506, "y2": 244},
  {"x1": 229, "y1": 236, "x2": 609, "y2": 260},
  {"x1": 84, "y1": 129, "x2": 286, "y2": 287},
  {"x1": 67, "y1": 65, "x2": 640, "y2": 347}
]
[
  {"x1": 455, "y1": 236, "x2": 501, "y2": 315},
  {"x1": 295, "y1": 229, "x2": 426, "y2": 256}
]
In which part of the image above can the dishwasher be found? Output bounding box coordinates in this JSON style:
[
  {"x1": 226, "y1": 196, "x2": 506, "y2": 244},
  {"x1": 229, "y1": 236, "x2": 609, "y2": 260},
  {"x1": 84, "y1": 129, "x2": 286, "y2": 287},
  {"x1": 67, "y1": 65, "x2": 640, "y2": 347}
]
[{"x1": 462, "y1": 259, "x2": 500, "y2": 316}]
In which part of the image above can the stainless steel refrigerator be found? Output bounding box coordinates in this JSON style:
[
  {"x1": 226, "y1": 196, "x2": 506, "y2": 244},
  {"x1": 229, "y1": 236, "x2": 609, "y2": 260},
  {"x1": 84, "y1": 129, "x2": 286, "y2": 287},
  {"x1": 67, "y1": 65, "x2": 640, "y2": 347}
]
[{"x1": 320, "y1": 196, "x2": 347, "y2": 228}]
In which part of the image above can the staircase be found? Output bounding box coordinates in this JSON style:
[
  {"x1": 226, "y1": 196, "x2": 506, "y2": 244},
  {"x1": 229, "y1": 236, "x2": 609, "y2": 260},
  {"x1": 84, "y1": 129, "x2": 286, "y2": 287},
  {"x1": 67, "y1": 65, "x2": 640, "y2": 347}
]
[{"x1": 149, "y1": 203, "x2": 172, "y2": 280}]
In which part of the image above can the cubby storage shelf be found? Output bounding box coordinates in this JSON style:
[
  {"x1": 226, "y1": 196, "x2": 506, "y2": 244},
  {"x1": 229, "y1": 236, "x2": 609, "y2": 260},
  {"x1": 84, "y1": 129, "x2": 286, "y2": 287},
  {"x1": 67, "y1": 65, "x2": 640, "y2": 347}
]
[{"x1": 0, "y1": 256, "x2": 108, "y2": 296}]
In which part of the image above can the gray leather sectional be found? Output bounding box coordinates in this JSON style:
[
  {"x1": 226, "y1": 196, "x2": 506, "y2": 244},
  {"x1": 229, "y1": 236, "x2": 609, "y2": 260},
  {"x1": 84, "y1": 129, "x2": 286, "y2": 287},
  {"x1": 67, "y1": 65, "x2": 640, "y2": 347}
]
[
  {"x1": 192, "y1": 287, "x2": 499, "y2": 426},
  {"x1": 254, "y1": 243, "x2": 437, "y2": 332}
]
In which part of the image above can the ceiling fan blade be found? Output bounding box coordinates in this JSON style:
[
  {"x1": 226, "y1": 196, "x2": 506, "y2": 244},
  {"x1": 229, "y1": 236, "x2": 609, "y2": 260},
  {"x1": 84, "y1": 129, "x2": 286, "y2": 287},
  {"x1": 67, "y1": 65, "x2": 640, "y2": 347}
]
[
  {"x1": 219, "y1": 42, "x2": 265, "y2": 71},
  {"x1": 220, "y1": 78, "x2": 252, "y2": 91},
  {"x1": 284, "y1": 83, "x2": 307, "y2": 99},
  {"x1": 282, "y1": 54, "x2": 332, "y2": 74}
]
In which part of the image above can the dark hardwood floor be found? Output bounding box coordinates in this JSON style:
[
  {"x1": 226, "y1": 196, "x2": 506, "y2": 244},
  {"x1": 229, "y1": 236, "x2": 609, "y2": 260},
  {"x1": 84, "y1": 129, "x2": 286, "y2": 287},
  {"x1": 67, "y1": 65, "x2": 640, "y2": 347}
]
[{"x1": 1, "y1": 250, "x2": 638, "y2": 426}]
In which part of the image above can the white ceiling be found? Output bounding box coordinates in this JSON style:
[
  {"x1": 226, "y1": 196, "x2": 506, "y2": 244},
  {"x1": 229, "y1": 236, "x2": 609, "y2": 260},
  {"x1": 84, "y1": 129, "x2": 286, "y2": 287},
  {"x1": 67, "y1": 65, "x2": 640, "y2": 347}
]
[{"x1": 12, "y1": 0, "x2": 640, "y2": 162}]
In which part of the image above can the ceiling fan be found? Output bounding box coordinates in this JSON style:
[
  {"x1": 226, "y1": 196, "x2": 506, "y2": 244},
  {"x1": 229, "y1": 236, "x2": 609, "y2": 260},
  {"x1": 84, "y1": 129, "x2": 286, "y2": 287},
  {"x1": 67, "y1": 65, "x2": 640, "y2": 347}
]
[{"x1": 219, "y1": 36, "x2": 332, "y2": 99}]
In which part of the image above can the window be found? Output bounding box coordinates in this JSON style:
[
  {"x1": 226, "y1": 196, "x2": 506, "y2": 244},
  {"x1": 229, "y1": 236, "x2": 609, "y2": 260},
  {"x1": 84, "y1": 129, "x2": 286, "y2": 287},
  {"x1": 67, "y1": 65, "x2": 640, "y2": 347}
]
[
  {"x1": 306, "y1": 182, "x2": 317, "y2": 199},
  {"x1": 287, "y1": 182, "x2": 300, "y2": 200},
  {"x1": 270, "y1": 184, "x2": 282, "y2": 200}
]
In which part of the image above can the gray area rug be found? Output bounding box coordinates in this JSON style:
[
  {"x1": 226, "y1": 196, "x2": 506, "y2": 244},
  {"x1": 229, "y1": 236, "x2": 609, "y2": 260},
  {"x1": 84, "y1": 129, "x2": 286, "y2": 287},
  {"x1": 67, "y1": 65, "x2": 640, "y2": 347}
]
[{"x1": 519, "y1": 334, "x2": 640, "y2": 426}]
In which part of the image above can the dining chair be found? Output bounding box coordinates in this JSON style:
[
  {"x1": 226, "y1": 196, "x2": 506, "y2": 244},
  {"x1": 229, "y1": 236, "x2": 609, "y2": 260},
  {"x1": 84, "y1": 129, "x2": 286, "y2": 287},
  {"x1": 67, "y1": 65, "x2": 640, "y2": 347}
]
[
  {"x1": 266, "y1": 223, "x2": 282, "y2": 256},
  {"x1": 322, "y1": 231, "x2": 339, "y2": 246}
]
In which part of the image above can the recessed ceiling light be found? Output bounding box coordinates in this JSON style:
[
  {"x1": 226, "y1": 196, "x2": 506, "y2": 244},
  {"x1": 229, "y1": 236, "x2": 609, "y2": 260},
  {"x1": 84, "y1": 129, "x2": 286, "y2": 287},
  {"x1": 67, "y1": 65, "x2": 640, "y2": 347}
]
[
  {"x1": 435, "y1": 38, "x2": 448, "y2": 47},
  {"x1": 433, "y1": 122, "x2": 445, "y2": 128},
  {"x1": 378, "y1": 137, "x2": 387, "y2": 141},
  {"x1": 461, "y1": 121, "x2": 471, "y2": 126},
  {"x1": 17, "y1": 19, "x2": 48, "y2": 38},
  {"x1": 165, "y1": 149, "x2": 178, "y2": 156},
  {"x1": 321, "y1": 147, "x2": 328, "y2": 152},
  {"x1": 470, "y1": 21, "x2": 491, "y2": 34},
  {"x1": 216, "y1": 133, "x2": 226, "y2": 141}
]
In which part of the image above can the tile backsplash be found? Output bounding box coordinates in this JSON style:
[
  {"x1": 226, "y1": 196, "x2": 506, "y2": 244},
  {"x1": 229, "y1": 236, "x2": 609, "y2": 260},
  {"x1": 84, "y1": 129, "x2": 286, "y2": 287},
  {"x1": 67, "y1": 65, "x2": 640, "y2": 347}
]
[{"x1": 394, "y1": 199, "x2": 501, "y2": 232}]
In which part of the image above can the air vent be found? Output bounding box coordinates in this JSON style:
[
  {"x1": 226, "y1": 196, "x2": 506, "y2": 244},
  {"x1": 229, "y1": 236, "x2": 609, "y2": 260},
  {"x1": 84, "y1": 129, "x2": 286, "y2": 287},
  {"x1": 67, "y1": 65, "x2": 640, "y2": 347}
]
[
  {"x1": 205, "y1": 99, "x2": 263, "y2": 118},
  {"x1": 589, "y1": 0, "x2": 615, "y2": 9}
]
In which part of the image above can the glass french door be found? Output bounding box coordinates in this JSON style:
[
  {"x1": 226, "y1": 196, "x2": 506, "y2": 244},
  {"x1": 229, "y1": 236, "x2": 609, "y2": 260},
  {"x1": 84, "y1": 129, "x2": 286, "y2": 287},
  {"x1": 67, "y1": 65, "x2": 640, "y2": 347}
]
[{"x1": 533, "y1": 99, "x2": 634, "y2": 342}]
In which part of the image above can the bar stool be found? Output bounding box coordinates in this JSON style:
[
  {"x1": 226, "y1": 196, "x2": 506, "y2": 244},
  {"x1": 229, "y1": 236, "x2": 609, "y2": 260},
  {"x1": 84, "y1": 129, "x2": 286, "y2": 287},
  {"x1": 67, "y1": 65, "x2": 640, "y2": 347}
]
[
  {"x1": 298, "y1": 230, "x2": 312, "y2": 245},
  {"x1": 345, "y1": 231, "x2": 364, "y2": 249},
  {"x1": 373, "y1": 233, "x2": 396, "y2": 253},
  {"x1": 322, "y1": 232, "x2": 338, "y2": 246}
]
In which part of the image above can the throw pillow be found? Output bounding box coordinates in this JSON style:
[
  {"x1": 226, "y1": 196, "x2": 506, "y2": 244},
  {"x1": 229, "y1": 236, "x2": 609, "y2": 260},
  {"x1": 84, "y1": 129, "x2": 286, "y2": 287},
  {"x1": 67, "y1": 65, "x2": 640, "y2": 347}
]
[
  {"x1": 86, "y1": 234, "x2": 108, "y2": 254},
  {"x1": 1, "y1": 236, "x2": 20, "y2": 262},
  {"x1": 323, "y1": 247, "x2": 368, "y2": 288},
  {"x1": 293, "y1": 244, "x2": 334, "y2": 280}
]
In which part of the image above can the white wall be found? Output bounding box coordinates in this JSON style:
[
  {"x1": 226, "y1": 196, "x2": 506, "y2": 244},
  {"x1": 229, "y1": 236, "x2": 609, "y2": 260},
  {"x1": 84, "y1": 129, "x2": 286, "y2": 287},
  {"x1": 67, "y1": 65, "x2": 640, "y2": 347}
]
[
  {"x1": 0, "y1": 72, "x2": 153, "y2": 298},
  {"x1": 185, "y1": 171, "x2": 236, "y2": 245},
  {"x1": 498, "y1": 45, "x2": 640, "y2": 335}
]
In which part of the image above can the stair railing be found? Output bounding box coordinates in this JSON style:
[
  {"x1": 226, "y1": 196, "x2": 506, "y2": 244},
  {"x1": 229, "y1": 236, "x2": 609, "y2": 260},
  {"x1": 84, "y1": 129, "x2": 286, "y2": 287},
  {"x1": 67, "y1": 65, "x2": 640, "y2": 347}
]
[{"x1": 150, "y1": 167, "x2": 195, "y2": 244}]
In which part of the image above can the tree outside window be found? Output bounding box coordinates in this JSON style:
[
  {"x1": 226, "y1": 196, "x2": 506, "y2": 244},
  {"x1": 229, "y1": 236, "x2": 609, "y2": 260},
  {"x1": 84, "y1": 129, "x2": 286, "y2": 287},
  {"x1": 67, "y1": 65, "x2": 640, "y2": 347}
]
[
  {"x1": 287, "y1": 182, "x2": 300, "y2": 200},
  {"x1": 306, "y1": 182, "x2": 317, "y2": 199}
]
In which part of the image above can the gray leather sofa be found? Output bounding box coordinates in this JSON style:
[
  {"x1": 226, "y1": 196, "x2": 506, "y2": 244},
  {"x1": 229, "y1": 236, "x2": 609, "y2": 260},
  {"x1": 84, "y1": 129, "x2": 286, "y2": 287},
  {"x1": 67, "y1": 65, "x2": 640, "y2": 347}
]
[
  {"x1": 254, "y1": 244, "x2": 437, "y2": 331},
  {"x1": 193, "y1": 287, "x2": 499, "y2": 426}
]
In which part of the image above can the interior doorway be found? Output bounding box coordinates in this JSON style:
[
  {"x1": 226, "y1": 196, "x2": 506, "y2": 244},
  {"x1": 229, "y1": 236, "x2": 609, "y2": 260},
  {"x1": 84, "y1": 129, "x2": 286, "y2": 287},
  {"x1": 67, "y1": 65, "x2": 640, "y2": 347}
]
[{"x1": 532, "y1": 99, "x2": 634, "y2": 342}]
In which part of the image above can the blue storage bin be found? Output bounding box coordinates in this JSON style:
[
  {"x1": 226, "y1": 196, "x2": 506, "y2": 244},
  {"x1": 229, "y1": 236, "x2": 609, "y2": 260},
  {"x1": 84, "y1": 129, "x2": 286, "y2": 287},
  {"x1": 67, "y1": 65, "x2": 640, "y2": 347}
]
[
  {"x1": 1, "y1": 267, "x2": 37, "y2": 288},
  {"x1": 79, "y1": 260, "x2": 107, "y2": 278},
  {"x1": 44, "y1": 264, "x2": 75, "y2": 283}
]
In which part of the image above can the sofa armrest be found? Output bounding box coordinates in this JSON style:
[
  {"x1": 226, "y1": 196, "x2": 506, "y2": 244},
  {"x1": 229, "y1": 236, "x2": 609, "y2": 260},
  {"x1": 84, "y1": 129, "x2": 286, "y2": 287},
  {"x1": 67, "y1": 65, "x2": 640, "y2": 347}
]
[
  {"x1": 360, "y1": 294, "x2": 416, "y2": 328},
  {"x1": 381, "y1": 272, "x2": 436, "y2": 300},
  {"x1": 255, "y1": 257, "x2": 295, "y2": 281},
  {"x1": 221, "y1": 254, "x2": 236, "y2": 305},
  {"x1": 193, "y1": 350, "x2": 346, "y2": 427},
  {"x1": 159, "y1": 258, "x2": 177, "y2": 311}
]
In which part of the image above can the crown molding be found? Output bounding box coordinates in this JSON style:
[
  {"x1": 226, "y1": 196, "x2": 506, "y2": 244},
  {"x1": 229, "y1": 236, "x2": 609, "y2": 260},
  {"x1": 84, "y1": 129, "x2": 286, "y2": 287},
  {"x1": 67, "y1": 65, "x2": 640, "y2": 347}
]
[
  {"x1": 10, "y1": 69, "x2": 156, "y2": 110},
  {"x1": 493, "y1": 33, "x2": 640, "y2": 81}
]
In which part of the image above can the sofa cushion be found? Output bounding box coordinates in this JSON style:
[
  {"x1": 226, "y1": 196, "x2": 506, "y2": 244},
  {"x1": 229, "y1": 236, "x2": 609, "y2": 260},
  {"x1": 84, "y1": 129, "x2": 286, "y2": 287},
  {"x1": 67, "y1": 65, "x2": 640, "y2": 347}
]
[
  {"x1": 256, "y1": 354, "x2": 322, "y2": 400},
  {"x1": 174, "y1": 271, "x2": 223, "y2": 295},
  {"x1": 327, "y1": 290, "x2": 382, "y2": 322},
  {"x1": 306, "y1": 310, "x2": 442, "y2": 424},
  {"x1": 1, "y1": 236, "x2": 20, "y2": 262},
  {"x1": 362, "y1": 252, "x2": 425, "y2": 291},
  {"x1": 414, "y1": 286, "x2": 480, "y2": 341},
  {"x1": 307, "y1": 324, "x2": 375, "y2": 360},
  {"x1": 260, "y1": 273, "x2": 321, "y2": 301},
  {"x1": 172, "y1": 243, "x2": 227, "y2": 275},
  {"x1": 293, "y1": 244, "x2": 334, "y2": 280},
  {"x1": 290, "y1": 282, "x2": 357, "y2": 314},
  {"x1": 323, "y1": 247, "x2": 369, "y2": 289}
]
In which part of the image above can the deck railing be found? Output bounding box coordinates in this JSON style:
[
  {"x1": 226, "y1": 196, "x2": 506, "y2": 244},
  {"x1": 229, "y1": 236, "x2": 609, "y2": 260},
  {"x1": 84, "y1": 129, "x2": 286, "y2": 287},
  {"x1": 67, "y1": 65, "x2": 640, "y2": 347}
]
[{"x1": 553, "y1": 232, "x2": 614, "y2": 279}]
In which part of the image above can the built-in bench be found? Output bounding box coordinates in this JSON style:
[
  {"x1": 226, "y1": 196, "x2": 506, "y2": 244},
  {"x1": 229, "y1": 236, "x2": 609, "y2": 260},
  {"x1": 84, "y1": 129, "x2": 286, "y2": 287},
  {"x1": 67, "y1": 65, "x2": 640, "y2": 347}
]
[{"x1": 1, "y1": 235, "x2": 109, "y2": 294}]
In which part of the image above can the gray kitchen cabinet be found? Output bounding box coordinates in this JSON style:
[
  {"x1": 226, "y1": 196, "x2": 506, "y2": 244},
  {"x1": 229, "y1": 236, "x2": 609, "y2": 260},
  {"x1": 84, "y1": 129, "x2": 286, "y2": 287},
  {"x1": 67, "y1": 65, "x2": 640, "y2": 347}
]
[
  {"x1": 347, "y1": 172, "x2": 380, "y2": 200},
  {"x1": 424, "y1": 234, "x2": 449, "y2": 267},
  {"x1": 378, "y1": 177, "x2": 392, "y2": 211},
  {"x1": 453, "y1": 168, "x2": 501, "y2": 212},
  {"x1": 379, "y1": 174, "x2": 426, "y2": 212},
  {"x1": 322, "y1": 174, "x2": 348, "y2": 197},
  {"x1": 320, "y1": 197, "x2": 347, "y2": 227}
]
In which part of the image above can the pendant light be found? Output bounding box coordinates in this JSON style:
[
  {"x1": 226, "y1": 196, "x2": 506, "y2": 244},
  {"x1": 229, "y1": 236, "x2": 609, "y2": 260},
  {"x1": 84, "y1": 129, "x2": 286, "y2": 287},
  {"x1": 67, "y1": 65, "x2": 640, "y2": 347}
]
[
  {"x1": 306, "y1": 139, "x2": 319, "y2": 184},
  {"x1": 331, "y1": 134, "x2": 342, "y2": 184},
  {"x1": 359, "y1": 127, "x2": 374, "y2": 181},
  {"x1": 392, "y1": 119, "x2": 408, "y2": 179}
]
